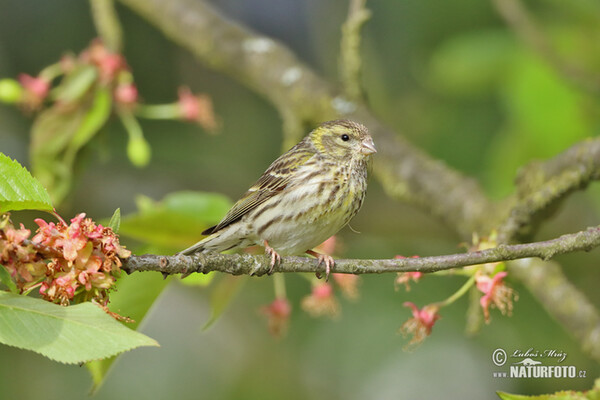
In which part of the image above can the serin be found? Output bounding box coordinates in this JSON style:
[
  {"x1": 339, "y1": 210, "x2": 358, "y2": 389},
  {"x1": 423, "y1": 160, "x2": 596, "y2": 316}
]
[{"x1": 179, "y1": 119, "x2": 376, "y2": 278}]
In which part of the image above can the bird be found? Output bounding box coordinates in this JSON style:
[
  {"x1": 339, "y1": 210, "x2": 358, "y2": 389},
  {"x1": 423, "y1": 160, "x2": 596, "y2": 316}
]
[{"x1": 178, "y1": 119, "x2": 376, "y2": 278}]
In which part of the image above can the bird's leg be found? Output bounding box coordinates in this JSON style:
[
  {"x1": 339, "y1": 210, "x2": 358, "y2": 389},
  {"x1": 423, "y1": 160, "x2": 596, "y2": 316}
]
[
  {"x1": 306, "y1": 250, "x2": 335, "y2": 281},
  {"x1": 264, "y1": 240, "x2": 281, "y2": 274}
]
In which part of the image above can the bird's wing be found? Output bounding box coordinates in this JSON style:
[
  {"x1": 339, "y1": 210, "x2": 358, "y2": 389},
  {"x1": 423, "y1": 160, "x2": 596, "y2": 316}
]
[{"x1": 202, "y1": 147, "x2": 315, "y2": 235}]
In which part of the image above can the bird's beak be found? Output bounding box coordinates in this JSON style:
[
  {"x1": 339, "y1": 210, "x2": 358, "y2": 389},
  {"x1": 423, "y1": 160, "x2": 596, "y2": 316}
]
[{"x1": 360, "y1": 136, "x2": 377, "y2": 155}]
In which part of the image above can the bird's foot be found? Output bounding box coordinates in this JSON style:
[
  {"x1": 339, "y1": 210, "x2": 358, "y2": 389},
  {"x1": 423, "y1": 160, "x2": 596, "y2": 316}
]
[
  {"x1": 264, "y1": 240, "x2": 281, "y2": 275},
  {"x1": 306, "y1": 250, "x2": 335, "y2": 281}
]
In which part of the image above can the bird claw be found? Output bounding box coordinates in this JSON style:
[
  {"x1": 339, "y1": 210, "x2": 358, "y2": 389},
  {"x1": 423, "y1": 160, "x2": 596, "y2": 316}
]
[
  {"x1": 307, "y1": 250, "x2": 335, "y2": 281},
  {"x1": 264, "y1": 240, "x2": 281, "y2": 275},
  {"x1": 317, "y1": 254, "x2": 335, "y2": 282}
]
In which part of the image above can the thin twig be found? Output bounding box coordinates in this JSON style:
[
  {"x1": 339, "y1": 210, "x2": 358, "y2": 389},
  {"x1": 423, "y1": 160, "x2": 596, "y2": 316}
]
[
  {"x1": 340, "y1": 0, "x2": 371, "y2": 100},
  {"x1": 497, "y1": 138, "x2": 600, "y2": 242},
  {"x1": 122, "y1": 225, "x2": 600, "y2": 276},
  {"x1": 90, "y1": 0, "x2": 123, "y2": 52}
]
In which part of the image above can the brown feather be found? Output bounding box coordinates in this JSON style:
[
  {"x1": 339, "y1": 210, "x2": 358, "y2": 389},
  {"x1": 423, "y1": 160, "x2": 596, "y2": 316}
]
[{"x1": 203, "y1": 138, "x2": 316, "y2": 234}]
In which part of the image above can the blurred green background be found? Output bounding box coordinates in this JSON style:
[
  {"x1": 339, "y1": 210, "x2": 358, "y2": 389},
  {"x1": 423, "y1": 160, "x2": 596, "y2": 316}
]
[{"x1": 1, "y1": 0, "x2": 600, "y2": 398}]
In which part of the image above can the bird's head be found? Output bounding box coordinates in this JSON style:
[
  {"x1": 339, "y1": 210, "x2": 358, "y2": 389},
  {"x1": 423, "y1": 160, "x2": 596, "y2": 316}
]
[{"x1": 309, "y1": 119, "x2": 376, "y2": 161}]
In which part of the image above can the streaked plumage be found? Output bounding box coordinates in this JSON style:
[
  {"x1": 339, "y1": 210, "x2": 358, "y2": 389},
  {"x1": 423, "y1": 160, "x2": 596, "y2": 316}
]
[{"x1": 179, "y1": 119, "x2": 376, "y2": 276}]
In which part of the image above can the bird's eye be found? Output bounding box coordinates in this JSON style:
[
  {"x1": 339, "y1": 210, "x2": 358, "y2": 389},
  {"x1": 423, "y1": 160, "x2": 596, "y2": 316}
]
[{"x1": 341, "y1": 134, "x2": 350, "y2": 142}]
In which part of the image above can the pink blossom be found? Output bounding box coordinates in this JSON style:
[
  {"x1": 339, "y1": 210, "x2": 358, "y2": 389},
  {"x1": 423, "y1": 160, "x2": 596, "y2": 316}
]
[
  {"x1": 18, "y1": 73, "x2": 50, "y2": 109},
  {"x1": 393, "y1": 255, "x2": 423, "y2": 291},
  {"x1": 177, "y1": 87, "x2": 217, "y2": 131},
  {"x1": 82, "y1": 40, "x2": 125, "y2": 82},
  {"x1": 32, "y1": 218, "x2": 60, "y2": 246},
  {"x1": 5, "y1": 224, "x2": 30, "y2": 244},
  {"x1": 301, "y1": 282, "x2": 340, "y2": 319},
  {"x1": 1, "y1": 212, "x2": 130, "y2": 311},
  {"x1": 476, "y1": 271, "x2": 517, "y2": 323},
  {"x1": 400, "y1": 302, "x2": 440, "y2": 348},
  {"x1": 394, "y1": 271, "x2": 423, "y2": 291},
  {"x1": 260, "y1": 297, "x2": 292, "y2": 338},
  {"x1": 114, "y1": 83, "x2": 138, "y2": 105},
  {"x1": 332, "y1": 273, "x2": 360, "y2": 300}
]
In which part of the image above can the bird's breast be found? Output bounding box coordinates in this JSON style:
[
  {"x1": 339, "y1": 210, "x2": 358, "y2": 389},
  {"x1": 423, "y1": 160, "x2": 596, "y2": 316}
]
[{"x1": 246, "y1": 159, "x2": 368, "y2": 255}]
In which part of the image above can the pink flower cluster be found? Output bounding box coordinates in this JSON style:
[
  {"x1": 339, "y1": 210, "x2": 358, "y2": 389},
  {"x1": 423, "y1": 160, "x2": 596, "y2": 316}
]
[
  {"x1": 18, "y1": 73, "x2": 50, "y2": 110},
  {"x1": 475, "y1": 271, "x2": 517, "y2": 323},
  {"x1": 400, "y1": 302, "x2": 440, "y2": 349},
  {"x1": 301, "y1": 282, "x2": 340, "y2": 319},
  {"x1": 177, "y1": 87, "x2": 218, "y2": 131},
  {"x1": 80, "y1": 40, "x2": 126, "y2": 83},
  {"x1": 0, "y1": 213, "x2": 130, "y2": 306},
  {"x1": 259, "y1": 235, "x2": 363, "y2": 337},
  {"x1": 0, "y1": 216, "x2": 47, "y2": 287},
  {"x1": 260, "y1": 297, "x2": 292, "y2": 338},
  {"x1": 394, "y1": 255, "x2": 423, "y2": 291}
]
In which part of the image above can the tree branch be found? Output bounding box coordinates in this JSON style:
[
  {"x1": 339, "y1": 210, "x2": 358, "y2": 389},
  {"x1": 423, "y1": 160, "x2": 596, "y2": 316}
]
[
  {"x1": 498, "y1": 138, "x2": 600, "y2": 242},
  {"x1": 340, "y1": 0, "x2": 371, "y2": 101},
  {"x1": 122, "y1": 225, "x2": 600, "y2": 276}
]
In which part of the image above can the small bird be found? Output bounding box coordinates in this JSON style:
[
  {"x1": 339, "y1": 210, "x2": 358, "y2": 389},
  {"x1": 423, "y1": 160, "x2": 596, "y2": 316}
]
[{"x1": 179, "y1": 119, "x2": 376, "y2": 278}]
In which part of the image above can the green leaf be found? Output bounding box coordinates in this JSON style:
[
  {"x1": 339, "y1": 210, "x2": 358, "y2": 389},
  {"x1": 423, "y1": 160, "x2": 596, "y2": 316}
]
[
  {"x1": 0, "y1": 265, "x2": 19, "y2": 294},
  {"x1": 50, "y1": 64, "x2": 98, "y2": 104},
  {"x1": 135, "y1": 194, "x2": 156, "y2": 213},
  {"x1": 497, "y1": 378, "x2": 600, "y2": 399},
  {"x1": 0, "y1": 291, "x2": 158, "y2": 364},
  {"x1": 203, "y1": 275, "x2": 247, "y2": 330},
  {"x1": 497, "y1": 393, "x2": 544, "y2": 400},
  {"x1": 119, "y1": 191, "x2": 231, "y2": 252},
  {"x1": 31, "y1": 84, "x2": 112, "y2": 206},
  {"x1": 30, "y1": 106, "x2": 85, "y2": 163},
  {"x1": 428, "y1": 30, "x2": 515, "y2": 97},
  {"x1": 108, "y1": 208, "x2": 121, "y2": 233},
  {"x1": 66, "y1": 86, "x2": 112, "y2": 155},
  {"x1": 497, "y1": 391, "x2": 584, "y2": 400},
  {"x1": 87, "y1": 192, "x2": 232, "y2": 388},
  {"x1": 0, "y1": 153, "x2": 53, "y2": 213},
  {"x1": 86, "y1": 272, "x2": 169, "y2": 392},
  {"x1": 30, "y1": 98, "x2": 87, "y2": 205}
]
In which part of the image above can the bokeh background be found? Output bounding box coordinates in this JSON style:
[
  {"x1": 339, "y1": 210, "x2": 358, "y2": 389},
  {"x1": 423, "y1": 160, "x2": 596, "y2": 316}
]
[{"x1": 1, "y1": 0, "x2": 600, "y2": 398}]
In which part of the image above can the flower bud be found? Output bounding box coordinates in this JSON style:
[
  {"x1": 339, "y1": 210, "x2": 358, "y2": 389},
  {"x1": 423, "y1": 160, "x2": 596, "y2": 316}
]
[
  {"x1": 127, "y1": 135, "x2": 151, "y2": 167},
  {"x1": 0, "y1": 79, "x2": 23, "y2": 103}
]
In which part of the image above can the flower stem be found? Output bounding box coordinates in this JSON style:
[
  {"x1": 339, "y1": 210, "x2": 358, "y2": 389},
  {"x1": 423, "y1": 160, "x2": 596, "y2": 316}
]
[
  {"x1": 135, "y1": 103, "x2": 180, "y2": 120},
  {"x1": 437, "y1": 273, "x2": 477, "y2": 308},
  {"x1": 39, "y1": 62, "x2": 64, "y2": 82},
  {"x1": 90, "y1": 0, "x2": 123, "y2": 52},
  {"x1": 273, "y1": 273, "x2": 286, "y2": 299}
]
